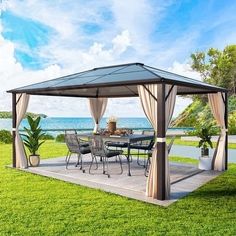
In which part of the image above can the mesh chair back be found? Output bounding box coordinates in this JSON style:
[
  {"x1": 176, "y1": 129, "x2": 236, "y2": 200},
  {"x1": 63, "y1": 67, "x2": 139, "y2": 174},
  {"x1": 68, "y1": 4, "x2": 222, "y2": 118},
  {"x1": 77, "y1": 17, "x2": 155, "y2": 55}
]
[
  {"x1": 65, "y1": 129, "x2": 77, "y2": 135},
  {"x1": 141, "y1": 130, "x2": 155, "y2": 147},
  {"x1": 65, "y1": 133, "x2": 80, "y2": 153},
  {"x1": 89, "y1": 135, "x2": 106, "y2": 157}
]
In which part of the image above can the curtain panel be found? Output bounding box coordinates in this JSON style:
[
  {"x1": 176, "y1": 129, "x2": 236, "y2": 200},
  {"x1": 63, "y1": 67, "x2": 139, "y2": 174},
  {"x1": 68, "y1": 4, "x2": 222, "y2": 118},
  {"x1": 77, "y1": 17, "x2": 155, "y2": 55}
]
[
  {"x1": 164, "y1": 85, "x2": 177, "y2": 198},
  {"x1": 138, "y1": 84, "x2": 177, "y2": 199},
  {"x1": 208, "y1": 92, "x2": 226, "y2": 171},
  {"x1": 15, "y1": 93, "x2": 30, "y2": 168},
  {"x1": 88, "y1": 98, "x2": 108, "y2": 132}
]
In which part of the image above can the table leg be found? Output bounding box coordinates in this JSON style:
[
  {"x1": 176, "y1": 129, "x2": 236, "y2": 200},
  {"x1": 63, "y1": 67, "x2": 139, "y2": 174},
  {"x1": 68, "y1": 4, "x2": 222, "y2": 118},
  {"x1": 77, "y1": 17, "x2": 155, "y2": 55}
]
[{"x1": 127, "y1": 142, "x2": 131, "y2": 176}]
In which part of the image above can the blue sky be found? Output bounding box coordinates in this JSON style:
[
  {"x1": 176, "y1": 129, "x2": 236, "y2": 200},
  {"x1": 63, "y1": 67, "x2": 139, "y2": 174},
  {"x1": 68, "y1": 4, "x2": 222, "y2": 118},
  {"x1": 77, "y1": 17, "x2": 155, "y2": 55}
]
[{"x1": 0, "y1": 0, "x2": 236, "y2": 117}]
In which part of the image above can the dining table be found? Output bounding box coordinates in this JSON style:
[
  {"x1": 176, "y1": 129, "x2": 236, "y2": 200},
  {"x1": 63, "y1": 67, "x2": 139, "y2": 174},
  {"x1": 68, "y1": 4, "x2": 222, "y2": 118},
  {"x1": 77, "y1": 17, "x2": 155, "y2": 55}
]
[{"x1": 77, "y1": 133, "x2": 154, "y2": 176}]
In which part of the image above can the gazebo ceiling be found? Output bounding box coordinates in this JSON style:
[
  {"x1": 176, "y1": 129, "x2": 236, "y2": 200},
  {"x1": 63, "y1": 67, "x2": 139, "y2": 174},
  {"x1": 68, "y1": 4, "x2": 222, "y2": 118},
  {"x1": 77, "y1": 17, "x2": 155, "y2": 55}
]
[{"x1": 8, "y1": 63, "x2": 227, "y2": 97}]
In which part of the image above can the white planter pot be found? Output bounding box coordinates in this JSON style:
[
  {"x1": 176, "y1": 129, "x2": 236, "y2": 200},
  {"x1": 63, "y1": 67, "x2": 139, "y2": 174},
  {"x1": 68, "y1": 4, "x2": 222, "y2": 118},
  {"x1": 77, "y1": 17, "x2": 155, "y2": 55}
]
[
  {"x1": 198, "y1": 156, "x2": 213, "y2": 170},
  {"x1": 29, "y1": 155, "x2": 40, "y2": 167}
]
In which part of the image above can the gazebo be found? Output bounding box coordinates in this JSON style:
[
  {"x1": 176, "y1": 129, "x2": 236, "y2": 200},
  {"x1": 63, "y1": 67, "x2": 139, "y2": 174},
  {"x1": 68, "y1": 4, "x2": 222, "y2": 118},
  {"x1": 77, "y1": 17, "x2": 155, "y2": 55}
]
[{"x1": 7, "y1": 62, "x2": 228, "y2": 201}]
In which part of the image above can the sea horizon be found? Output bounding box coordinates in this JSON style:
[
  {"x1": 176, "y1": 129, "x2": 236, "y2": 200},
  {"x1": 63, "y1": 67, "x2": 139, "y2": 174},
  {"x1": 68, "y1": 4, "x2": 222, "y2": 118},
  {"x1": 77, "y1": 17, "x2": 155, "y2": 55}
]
[{"x1": 0, "y1": 116, "x2": 192, "y2": 137}]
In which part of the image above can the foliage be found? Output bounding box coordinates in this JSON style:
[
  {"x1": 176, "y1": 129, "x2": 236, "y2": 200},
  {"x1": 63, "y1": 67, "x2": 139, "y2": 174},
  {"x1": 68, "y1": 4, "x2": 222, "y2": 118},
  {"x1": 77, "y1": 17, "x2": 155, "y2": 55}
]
[
  {"x1": 0, "y1": 130, "x2": 12, "y2": 144},
  {"x1": 22, "y1": 116, "x2": 45, "y2": 155},
  {"x1": 174, "y1": 45, "x2": 236, "y2": 133},
  {"x1": 0, "y1": 111, "x2": 47, "y2": 119},
  {"x1": 173, "y1": 96, "x2": 236, "y2": 134},
  {"x1": 194, "y1": 125, "x2": 213, "y2": 149},
  {"x1": 55, "y1": 134, "x2": 65, "y2": 143},
  {"x1": 40, "y1": 133, "x2": 55, "y2": 140},
  {"x1": 191, "y1": 45, "x2": 236, "y2": 95},
  {"x1": 1, "y1": 141, "x2": 236, "y2": 235},
  {"x1": 229, "y1": 111, "x2": 236, "y2": 135},
  {"x1": 172, "y1": 99, "x2": 216, "y2": 128},
  {"x1": 167, "y1": 136, "x2": 236, "y2": 149}
]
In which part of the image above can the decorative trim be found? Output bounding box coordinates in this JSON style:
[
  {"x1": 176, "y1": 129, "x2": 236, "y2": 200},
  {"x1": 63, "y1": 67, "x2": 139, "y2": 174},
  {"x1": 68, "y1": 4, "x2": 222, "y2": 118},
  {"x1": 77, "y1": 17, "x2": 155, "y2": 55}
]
[
  {"x1": 143, "y1": 85, "x2": 158, "y2": 102},
  {"x1": 16, "y1": 93, "x2": 23, "y2": 105},
  {"x1": 221, "y1": 92, "x2": 225, "y2": 103},
  {"x1": 156, "y1": 137, "x2": 166, "y2": 142},
  {"x1": 165, "y1": 85, "x2": 175, "y2": 101}
]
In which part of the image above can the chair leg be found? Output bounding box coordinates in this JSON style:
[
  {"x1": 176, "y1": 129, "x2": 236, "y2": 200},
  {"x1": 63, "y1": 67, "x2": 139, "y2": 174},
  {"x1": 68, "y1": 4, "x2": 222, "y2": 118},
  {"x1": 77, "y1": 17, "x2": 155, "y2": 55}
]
[
  {"x1": 95, "y1": 156, "x2": 98, "y2": 170},
  {"x1": 137, "y1": 149, "x2": 141, "y2": 165},
  {"x1": 65, "y1": 150, "x2": 70, "y2": 162},
  {"x1": 75, "y1": 153, "x2": 81, "y2": 167},
  {"x1": 89, "y1": 154, "x2": 96, "y2": 174},
  {"x1": 118, "y1": 155, "x2": 123, "y2": 174},
  {"x1": 145, "y1": 155, "x2": 151, "y2": 177},
  {"x1": 106, "y1": 157, "x2": 110, "y2": 178},
  {"x1": 79, "y1": 155, "x2": 85, "y2": 173},
  {"x1": 137, "y1": 150, "x2": 146, "y2": 167},
  {"x1": 66, "y1": 152, "x2": 72, "y2": 169},
  {"x1": 102, "y1": 156, "x2": 105, "y2": 174}
]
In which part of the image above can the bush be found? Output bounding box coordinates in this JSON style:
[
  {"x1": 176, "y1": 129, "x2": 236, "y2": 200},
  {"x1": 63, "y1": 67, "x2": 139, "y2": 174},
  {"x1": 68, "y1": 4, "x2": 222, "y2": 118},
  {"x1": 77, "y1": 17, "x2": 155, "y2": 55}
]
[
  {"x1": 0, "y1": 130, "x2": 12, "y2": 144},
  {"x1": 55, "y1": 134, "x2": 65, "y2": 143},
  {"x1": 229, "y1": 112, "x2": 236, "y2": 135},
  {"x1": 40, "y1": 134, "x2": 55, "y2": 140},
  {"x1": 186, "y1": 125, "x2": 219, "y2": 136}
]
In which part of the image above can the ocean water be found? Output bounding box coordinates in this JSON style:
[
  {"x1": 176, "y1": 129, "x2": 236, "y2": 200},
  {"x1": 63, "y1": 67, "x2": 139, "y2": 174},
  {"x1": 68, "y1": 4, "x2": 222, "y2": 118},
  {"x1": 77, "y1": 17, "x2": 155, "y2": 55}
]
[
  {"x1": 0, "y1": 117, "x2": 193, "y2": 136},
  {"x1": 0, "y1": 117, "x2": 151, "y2": 131}
]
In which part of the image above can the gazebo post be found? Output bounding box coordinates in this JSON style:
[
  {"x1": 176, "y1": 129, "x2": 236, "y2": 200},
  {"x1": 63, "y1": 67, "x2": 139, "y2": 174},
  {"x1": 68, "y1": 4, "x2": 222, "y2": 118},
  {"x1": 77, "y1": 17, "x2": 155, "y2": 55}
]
[
  {"x1": 156, "y1": 83, "x2": 167, "y2": 200},
  {"x1": 12, "y1": 93, "x2": 17, "y2": 168},
  {"x1": 225, "y1": 92, "x2": 228, "y2": 170}
]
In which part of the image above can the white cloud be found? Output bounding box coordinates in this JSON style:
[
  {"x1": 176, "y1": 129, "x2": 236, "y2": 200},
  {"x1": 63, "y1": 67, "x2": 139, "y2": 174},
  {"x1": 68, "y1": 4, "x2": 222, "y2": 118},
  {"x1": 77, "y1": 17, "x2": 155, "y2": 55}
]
[
  {"x1": 167, "y1": 61, "x2": 202, "y2": 118},
  {"x1": 1, "y1": 0, "x2": 234, "y2": 119},
  {"x1": 0, "y1": 18, "x2": 137, "y2": 117},
  {"x1": 0, "y1": 0, "x2": 195, "y2": 119},
  {"x1": 168, "y1": 61, "x2": 200, "y2": 79},
  {"x1": 112, "y1": 30, "x2": 131, "y2": 55}
]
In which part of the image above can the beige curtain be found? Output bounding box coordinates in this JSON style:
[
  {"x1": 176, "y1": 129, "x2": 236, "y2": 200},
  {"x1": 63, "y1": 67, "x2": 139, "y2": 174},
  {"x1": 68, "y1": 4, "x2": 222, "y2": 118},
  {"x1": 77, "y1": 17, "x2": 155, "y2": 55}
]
[
  {"x1": 208, "y1": 92, "x2": 226, "y2": 171},
  {"x1": 138, "y1": 84, "x2": 177, "y2": 199},
  {"x1": 165, "y1": 85, "x2": 177, "y2": 198},
  {"x1": 88, "y1": 98, "x2": 108, "y2": 132},
  {"x1": 15, "y1": 93, "x2": 30, "y2": 168}
]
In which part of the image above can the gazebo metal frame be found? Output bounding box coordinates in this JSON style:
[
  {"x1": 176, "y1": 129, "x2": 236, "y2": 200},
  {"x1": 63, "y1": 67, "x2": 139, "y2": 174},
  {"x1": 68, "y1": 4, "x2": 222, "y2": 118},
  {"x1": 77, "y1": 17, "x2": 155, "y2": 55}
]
[{"x1": 7, "y1": 62, "x2": 228, "y2": 200}]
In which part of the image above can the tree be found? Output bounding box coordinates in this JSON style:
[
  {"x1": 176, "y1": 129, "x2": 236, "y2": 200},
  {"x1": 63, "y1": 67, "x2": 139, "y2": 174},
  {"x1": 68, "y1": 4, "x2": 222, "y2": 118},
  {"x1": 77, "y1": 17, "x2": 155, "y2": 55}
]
[{"x1": 191, "y1": 45, "x2": 236, "y2": 95}]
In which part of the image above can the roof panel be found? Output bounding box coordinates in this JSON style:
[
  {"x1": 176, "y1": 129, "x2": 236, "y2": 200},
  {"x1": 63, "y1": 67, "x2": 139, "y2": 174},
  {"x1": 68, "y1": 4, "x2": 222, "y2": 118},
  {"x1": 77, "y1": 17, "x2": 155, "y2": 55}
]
[
  {"x1": 8, "y1": 62, "x2": 227, "y2": 95},
  {"x1": 144, "y1": 66, "x2": 222, "y2": 90},
  {"x1": 76, "y1": 65, "x2": 127, "y2": 77},
  {"x1": 86, "y1": 69, "x2": 157, "y2": 85}
]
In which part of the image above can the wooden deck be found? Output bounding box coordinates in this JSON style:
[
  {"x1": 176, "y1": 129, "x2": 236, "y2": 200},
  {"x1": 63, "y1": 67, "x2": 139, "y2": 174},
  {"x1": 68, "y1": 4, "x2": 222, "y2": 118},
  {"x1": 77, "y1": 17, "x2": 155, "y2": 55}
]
[{"x1": 22, "y1": 155, "x2": 221, "y2": 206}]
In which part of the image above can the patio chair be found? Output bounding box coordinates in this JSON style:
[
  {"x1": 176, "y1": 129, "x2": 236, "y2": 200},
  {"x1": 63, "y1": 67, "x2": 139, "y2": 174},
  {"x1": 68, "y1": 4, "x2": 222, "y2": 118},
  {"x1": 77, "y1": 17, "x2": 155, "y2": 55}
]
[
  {"x1": 144, "y1": 135, "x2": 176, "y2": 176},
  {"x1": 89, "y1": 135, "x2": 123, "y2": 178},
  {"x1": 130, "y1": 130, "x2": 155, "y2": 166},
  {"x1": 64, "y1": 130, "x2": 89, "y2": 161},
  {"x1": 65, "y1": 131, "x2": 91, "y2": 171}
]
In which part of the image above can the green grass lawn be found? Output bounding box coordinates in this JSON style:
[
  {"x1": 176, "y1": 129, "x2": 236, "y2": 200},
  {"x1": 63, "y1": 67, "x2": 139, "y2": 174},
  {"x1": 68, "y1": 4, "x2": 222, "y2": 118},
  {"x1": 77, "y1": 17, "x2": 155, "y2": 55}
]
[
  {"x1": 168, "y1": 136, "x2": 236, "y2": 149},
  {"x1": 0, "y1": 141, "x2": 236, "y2": 235}
]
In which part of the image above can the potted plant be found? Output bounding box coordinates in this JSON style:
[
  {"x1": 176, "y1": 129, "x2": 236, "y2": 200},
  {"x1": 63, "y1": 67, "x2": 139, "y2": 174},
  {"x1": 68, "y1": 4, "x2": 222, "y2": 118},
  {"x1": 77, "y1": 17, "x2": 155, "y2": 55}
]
[
  {"x1": 22, "y1": 116, "x2": 45, "y2": 167},
  {"x1": 195, "y1": 124, "x2": 214, "y2": 170}
]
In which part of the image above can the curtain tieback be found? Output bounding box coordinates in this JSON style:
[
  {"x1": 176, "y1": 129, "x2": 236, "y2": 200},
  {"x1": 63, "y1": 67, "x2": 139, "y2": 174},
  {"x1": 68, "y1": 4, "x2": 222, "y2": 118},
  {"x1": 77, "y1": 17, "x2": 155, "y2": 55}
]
[
  {"x1": 156, "y1": 137, "x2": 166, "y2": 142},
  {"x1": 12, "y1": 128, "x2": 16, "y2": 131},
  {"x1": 221, "y1": 128, "x2": 228, "y2": 132}
]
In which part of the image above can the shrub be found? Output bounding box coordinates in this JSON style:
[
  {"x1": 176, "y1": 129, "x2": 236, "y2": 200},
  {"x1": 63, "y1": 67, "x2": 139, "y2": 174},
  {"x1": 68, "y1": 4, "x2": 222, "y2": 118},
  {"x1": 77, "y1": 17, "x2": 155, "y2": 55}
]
[
  {"x1": 186, "y1": 125, "x2": 219, "y2": 136},
  {"x1": 40, "y1": 134, "x2": 55, "y2": 140},
  {"x1": 229, "y1": 112, "x2": 236, "y2": 135},
  {"x1": 56, "y1": 134, "x2": 65, "y2": 143},
  {"x1": 0, "y1": 130, "x2": 12, "y2": 144}
]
